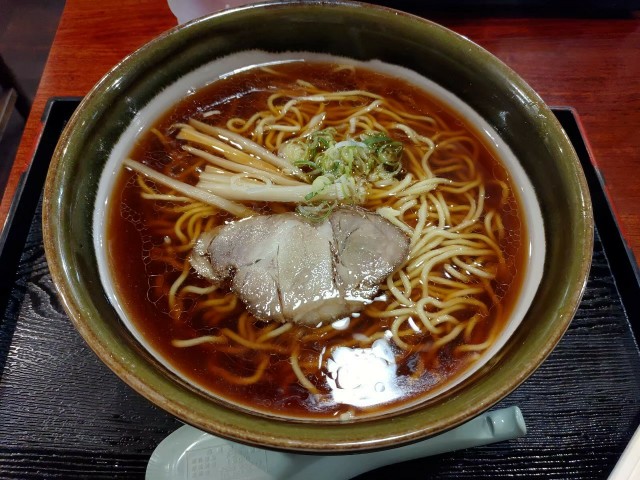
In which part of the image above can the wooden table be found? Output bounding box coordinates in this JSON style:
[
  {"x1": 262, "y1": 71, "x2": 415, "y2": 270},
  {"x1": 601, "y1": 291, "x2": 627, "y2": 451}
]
[{"x1": 3, "y1": 0, "x2": 639, "y2": 265}]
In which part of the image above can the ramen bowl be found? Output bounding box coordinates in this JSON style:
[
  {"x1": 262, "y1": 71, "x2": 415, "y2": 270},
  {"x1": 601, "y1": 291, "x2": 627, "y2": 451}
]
[{"x1": 43, "y1": 0, "x2": 593, "y2": 451}]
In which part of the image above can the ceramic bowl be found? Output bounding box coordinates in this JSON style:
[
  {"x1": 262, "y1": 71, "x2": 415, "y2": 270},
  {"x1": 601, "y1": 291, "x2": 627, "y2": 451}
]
[{"x1": 43, "y1": 0, "x2": 593, "y2": 452}]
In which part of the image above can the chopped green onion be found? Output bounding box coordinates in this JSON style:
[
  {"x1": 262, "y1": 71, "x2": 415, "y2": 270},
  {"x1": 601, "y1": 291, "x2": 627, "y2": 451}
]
[{"x1": 277, "y1": 128, "x2": 404, "y2": 220}]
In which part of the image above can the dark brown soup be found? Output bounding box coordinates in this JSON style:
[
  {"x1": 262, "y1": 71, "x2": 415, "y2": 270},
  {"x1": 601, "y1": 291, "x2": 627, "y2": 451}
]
[{"x1": 108, "y1": 60, "x2": 526, "y2": 420}]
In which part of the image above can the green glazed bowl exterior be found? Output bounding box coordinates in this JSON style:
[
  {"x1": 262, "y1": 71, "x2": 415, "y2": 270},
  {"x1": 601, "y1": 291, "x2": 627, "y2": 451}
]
[{"x1": 43, "y1": 0, "x2": 593, "y2": 451}]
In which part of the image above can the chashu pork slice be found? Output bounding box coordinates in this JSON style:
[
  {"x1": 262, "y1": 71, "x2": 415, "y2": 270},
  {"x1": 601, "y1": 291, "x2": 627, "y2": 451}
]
[
  {"x1": 190, "y1": 208, "x2": 409, "y2": 326},
  {"x1": 329, "y1": 208, "x2": 411, "y2": 300}
]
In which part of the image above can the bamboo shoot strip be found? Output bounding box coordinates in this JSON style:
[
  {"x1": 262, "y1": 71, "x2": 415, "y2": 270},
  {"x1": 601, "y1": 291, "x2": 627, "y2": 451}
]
[
  {"x1": 199, "y1": 172, "x2": 271, "y2": 186},
  {"x1": 189, "y1": 119, "x2": 307, "y2": 179},
  {"x1": 182, "y1": 145, "x2": 305, "y2": 186},
  {"x1": 123, "y1": 159, "x2": 255, "y2": 218},
  {"x1": 196, "y1": 181, "x2": 345, "y2": 203},
  {"x1": 177, "y1": 127, "x2": 280, "y2": 173}
]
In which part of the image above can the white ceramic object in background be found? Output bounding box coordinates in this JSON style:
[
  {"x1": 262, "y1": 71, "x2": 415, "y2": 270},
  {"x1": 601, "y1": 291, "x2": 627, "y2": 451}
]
[{"x1": 167, "y1": 0, "x2": 261, "y2": 23}]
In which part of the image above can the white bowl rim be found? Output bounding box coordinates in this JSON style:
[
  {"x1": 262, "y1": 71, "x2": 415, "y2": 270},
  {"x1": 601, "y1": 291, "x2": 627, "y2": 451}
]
[{"x1": 93, "y1": 49, "x2": 546, "y2": 421}]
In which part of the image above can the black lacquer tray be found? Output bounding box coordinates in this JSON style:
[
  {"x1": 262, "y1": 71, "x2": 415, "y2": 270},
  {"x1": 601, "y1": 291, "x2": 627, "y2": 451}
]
[{"x1": 0, "y1": 99, "x2": 639, "y2": 479}]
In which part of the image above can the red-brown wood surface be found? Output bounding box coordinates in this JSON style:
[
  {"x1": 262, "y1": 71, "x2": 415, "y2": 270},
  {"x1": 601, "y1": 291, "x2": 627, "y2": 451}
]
[{"x1": 3, "y1": 0, "x2": 639, "y2": 266}]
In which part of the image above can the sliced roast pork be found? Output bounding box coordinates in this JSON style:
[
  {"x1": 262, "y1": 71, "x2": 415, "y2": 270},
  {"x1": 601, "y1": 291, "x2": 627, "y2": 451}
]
[{"x1": 190, "y1": 208, "x2": 409, "y2": 326}]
